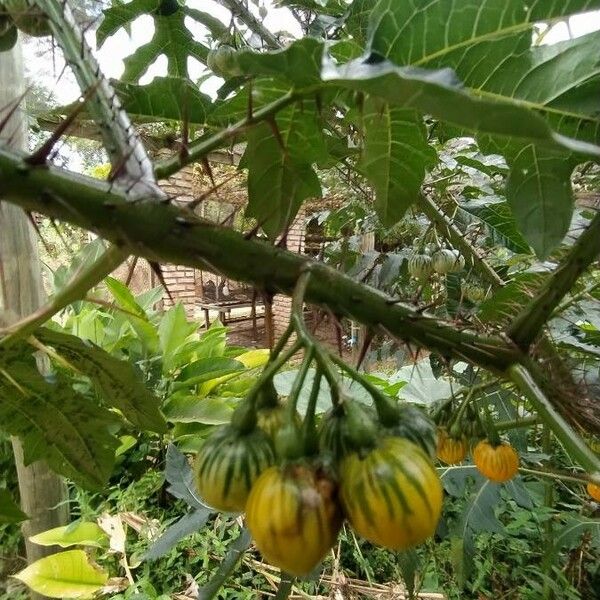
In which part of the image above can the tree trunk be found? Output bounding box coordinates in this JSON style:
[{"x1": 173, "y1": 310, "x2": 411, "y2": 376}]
[{"x1": 0, "y1": 36, "x2": 69, "y2": 600}]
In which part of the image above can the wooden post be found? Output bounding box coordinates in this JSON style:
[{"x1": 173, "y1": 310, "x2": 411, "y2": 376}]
[{"x1": 0, "y1": 36, "x2": 69, "y2": 600}]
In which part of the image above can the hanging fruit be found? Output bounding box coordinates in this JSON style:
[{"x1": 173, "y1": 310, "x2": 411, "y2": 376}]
[
  {"x1": 587, "y1": 482, "x2": 600, "y2": 501},
  {"x1": 245, "y1": 464, "x2": 342, "y2": 576},
  {"x1": 462, "y1": 282, "x2": 487, "y2": 303},
  {"x1": 339, "y1": 437, "x2": 443, "y2": 550},
  {"x1": 206, "y1": 44, "x2": 242, "y2": 78},
  {"x1": 194, "y1": 425, "x2": 274, "y2": 512},
  {"x1": 407, "y1": 253, "x2": 433, "y2": 279},
  {"x1": 436, "y1": 428, "x2": 468, "y2": 464},
  {"x1": 473, "y1": 439, "x2": 519, "y2": 483},
  {"x1": 432, "y1": 249, "x2": 464, "y2": 274}
]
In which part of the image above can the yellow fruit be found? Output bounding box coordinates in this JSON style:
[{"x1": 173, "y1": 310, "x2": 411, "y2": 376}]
[
  {"x1": 436, "y1": 428, "x2": 468, "y2": 465},
  {"x1": 473, "y1": 439, "x2": 519, "y2": 483},
  {"x1": 587, "y1": 482, "x2": 600, "y2": 501},
  {"x1": 339, "y1": 437, "x2": 443, "y2": 550},
  {"x1": 245, "y1": 464, "x2": 342, "y2": 576}
]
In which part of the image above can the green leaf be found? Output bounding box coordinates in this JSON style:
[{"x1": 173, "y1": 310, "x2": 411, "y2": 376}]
[
  {"x1": 458, "y1": 197, "x2": 531, "y2": 254},
  {"x1": 143, "y1": 508, "x2": 211, "y2": 561},
  {"x1": 0, "y1": 489, "x2": 27, "y2": 524},
  {"x1": 164, "y1": 396, "x2": 233, "y2": 425},
  {"x1": 243, "y1": 120, "x2": 322, "y2": 238},
  {"x1": 112, "y1": 77, "x2": 212, "y2": 126},
  {"x1": 164, "y1": 444, "x2": 205, "y2": 509},
  {"x1": 366, "y1": 0, "x2": 600, "y2": 254},
  {"x1": 97, "y1": 0, "x2": 208, "y2": 82},
  {"x1": 30, "y1": 522, "x2": 108, "y2": 548},
  {"x1": 359, "y1": 99, "x2": 436, "y2": 225},
  {"x1": 14, "y1": 549, "x2": 108, "y2": 599},
  {"x1": 541, "y1": 515, "x2": 600, "y2": 573},
  {"x1": 0, "y1": 363, "x2": 118, "y2": 490},
  {"x1": 158, "y1": 303, "x2": 198, "y2": 373},
  {"x1": 175, "y1": 357, "x2": 245, "y2": 389},
  {"x1": 37, "y1": 328, "x2": 166, "y2": 433},
  {"x1": 459, "y1": 480, "x2": 504, "y2": 535},
  {"x1": 104, "y1": 277, "x2": 159, "y2": 353},
  {"x1": 505, "y1": 146, "x2": 574, "y2": 257},
  {"x1": 322, "y1": 57, "x2": 600, "y2": 158},
  {"x1": 236, "y1": 38, "x2": 324, "y2": 87},
  {"x1": 478, "y1": 272, "x2": 547, "y2": 324}
]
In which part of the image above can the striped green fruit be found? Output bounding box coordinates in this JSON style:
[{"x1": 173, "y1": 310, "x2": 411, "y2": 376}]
[
  {"x1": 407, "y1": 254, "x2": 433, "y2": 279},
  {"x1": 388, "y1": 404, "x2": 437, "y2": 460},
  {"x1": 339, "y1": 437, "x2": 443, "y2": 550},
  {"x1": 194, "y1": 425, "x2": 274, "y2": 512},
  {"x1": 246, "y1": 464, "x2": 343, "y2": 576},
  {"x1": 257, "y1": 403, "x2": 301, "y2": 442}
]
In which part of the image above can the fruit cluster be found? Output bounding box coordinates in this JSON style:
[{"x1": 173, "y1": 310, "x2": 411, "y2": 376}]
[
  {"x1": 407, "y1": 245, "x2": 465, "y2": 279},
  {"x1": 435, "y1": 401, "x2": 520, "y2": 483},
  {"x1": 194, "y1": 365, "x2": 443, "y2": 576}
]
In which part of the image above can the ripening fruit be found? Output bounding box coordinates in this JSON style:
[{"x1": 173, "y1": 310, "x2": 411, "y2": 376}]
[
  {"x1": 194, "y1": 425, "x2": 274, "y2": 512},
  {"x1": 432, "y1": 249, "x2": 464, "y2": 274},
  {"x1": 5, "y1": 0, "x2": 51, "y2": 36},
  {"x1": 587, "y1": 482, "x2": 600, "y2": 501},
  {"x1": 436, "y1": 428, "x2": 468, "y2": 465},
  {"x1": 339, "y1": 437, "x2": 443, "y2": 550},
  {"x1": 246, "y1": 464, "x2": 343, "y2": 576},
  {"x1": 257, "y1": 404, "x2": 292, "y2": 441},
  {"x1": 473, "y1": 439, "x2": 519, "y2": 483},
  {"x1": 407, "y1": 254, "x2": 433, "y2": 279}
]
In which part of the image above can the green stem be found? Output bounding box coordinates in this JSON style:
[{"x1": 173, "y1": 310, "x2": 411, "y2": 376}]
[
  {"x1": 0, "y1": 148, "x2": 525, "y2": 373},
  {"x1": 519, "y1": 466, "x2": 597, "y2": 486},
  {"x1": 154, "y1": 91, "x2": 299, "y2": 179},
  {"x1": 231, "y1": 341, "x2": 301, "y2": 432},
  {"x1": 0, "y1": 245, "x2": 126, "y2": 348},
  {"x1": 481, "y1": 399, "x2": 501, "y2": 446},
  {"x1": 197, "y1": 528, "x2": 252, "y2": 600},
  {"x1": 509, "y1": 364, "x2": 600, "y2": 481},
  {"x1": 329, "y1": 353, "x2": 399, "y2": 426},
  {"x1": 273, "y1": 574, "x2": 294, "y2": 600},
  {"x1": 551, "y1": 279, "x2": 600, "y2": 318},
  {"x1": 37, "y1": 0, "x2": 158, "y2": 189},
  {"x1": 288, "y1": 348, "x2": 314, "y2": 416},
  {"x1": 270, "y1": 323, "x2": 293, "y2": 360},
  {"x1": 494, "y1": 416, "x2": 539, "y2": 431},
  {"x1": 508, "y1": 210, "x2": 600, "y2": 350},
  {"x1": 302, "y1": 369, "x2": 323, "y2": 455}
]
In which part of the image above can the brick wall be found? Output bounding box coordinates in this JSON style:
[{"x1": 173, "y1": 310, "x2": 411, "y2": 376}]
[
  {"x1": 272, "y1": 210, "x2": 306, "y2": 341},
  {"x1": 158, "y1": 164, "x2": 201, "y2": 314}
]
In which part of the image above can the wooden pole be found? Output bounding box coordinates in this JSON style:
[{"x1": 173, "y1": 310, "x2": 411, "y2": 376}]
[{"x1": 0, "y1": 35, "x2": 69, "y2": 600}]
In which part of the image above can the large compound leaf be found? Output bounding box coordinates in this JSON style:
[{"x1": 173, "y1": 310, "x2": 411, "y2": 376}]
[
  {"x1": 359, "y1": 99, "x2": 437, "y2": 224},
  {"x1": 0, "y1": 363, "x2": 118, "y2": 489},
  {"x1": 458, "y1": 198, "x2": 531, "y2": 254},
  {"x1": 15, "y1": 550, "x2": 108, "y2": 599},
  {"x1": 366, "y1": 0, "x2": 600, "y2": 255},
  {"x1": 242, "y1": 116, "x2": 322, "y2": 238},
  {"x1": 37, "y1": 328, "x2": 166, "y2": 433},
  {"x1": 113, "y1": 77, "x2": 212, "y2": 126},
  {"x1": 97, "y1": 0, "x2": 210, "y2": 82}
]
